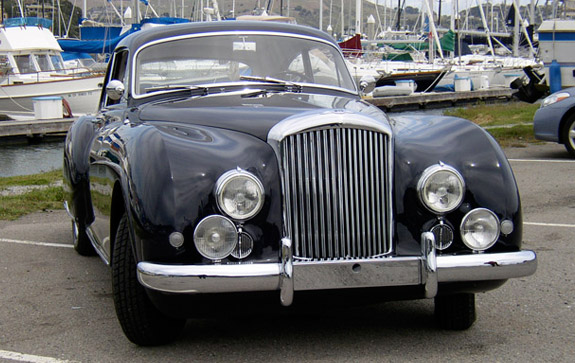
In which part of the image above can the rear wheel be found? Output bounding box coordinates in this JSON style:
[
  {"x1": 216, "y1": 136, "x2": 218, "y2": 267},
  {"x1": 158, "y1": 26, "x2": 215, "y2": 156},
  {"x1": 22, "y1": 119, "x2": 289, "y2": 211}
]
[
  {"x1": 112, "y1": 214, "x2": 186, "y2": 346},
  {"x1": 434, "y1": 293, "x2": 476, "y2": 330},
  {"x1": 72, "y1": 220, "x2": 96, "y2": 256},
  {"x1": 561, "y1": 115, "x2": 575, "y2": 157}
]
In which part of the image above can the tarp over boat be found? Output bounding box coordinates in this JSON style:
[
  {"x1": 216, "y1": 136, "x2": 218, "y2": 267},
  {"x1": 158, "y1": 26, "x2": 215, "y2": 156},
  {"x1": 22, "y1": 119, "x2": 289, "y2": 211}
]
[{"x1": 57, "y1": 17, "x2": 190, "y2": 54}]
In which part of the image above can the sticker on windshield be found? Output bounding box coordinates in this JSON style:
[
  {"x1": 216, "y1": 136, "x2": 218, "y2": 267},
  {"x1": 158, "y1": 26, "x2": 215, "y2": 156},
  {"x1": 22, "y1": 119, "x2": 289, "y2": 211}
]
[{"x1": 233, "y1": 41, "x2": 256, "y2": 51}]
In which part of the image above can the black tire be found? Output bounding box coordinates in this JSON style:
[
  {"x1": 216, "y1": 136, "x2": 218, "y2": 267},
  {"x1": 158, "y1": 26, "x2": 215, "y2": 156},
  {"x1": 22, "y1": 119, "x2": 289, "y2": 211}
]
[
  {"x1": 112, "y1": 214, "x2": 186, "y2": 346},
  {"x1": 561, "y1": 115, "x2": 575, "y2": 158},
  {"x1": 434, "y1": 293, "x2": 476, "y2": 330},
  {"x1": 72, "y1": 221, "x2": 96, "y2": 256}
]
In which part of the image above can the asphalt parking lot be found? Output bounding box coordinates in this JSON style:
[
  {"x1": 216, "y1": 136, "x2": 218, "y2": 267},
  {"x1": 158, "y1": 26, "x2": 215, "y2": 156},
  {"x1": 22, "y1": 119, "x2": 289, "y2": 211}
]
[{"x1": 0, "y1": 142, "x2": 574, "y2": 362}]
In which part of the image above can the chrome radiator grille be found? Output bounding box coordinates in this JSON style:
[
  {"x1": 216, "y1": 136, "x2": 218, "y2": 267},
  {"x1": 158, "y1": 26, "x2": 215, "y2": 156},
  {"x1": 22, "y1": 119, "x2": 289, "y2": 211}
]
[{"x1": 280, "y1": 127, "x2": 391, "y2": 261}]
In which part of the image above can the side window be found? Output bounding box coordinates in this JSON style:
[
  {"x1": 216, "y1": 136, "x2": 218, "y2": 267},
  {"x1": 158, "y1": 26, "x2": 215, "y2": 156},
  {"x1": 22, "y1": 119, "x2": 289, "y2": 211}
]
[
  {"x1": 105, "y1": 50, "x2": 129, "y2": 106},
  {"x1": 14, "y1": 55, "x2": 35, "y2": 74}
]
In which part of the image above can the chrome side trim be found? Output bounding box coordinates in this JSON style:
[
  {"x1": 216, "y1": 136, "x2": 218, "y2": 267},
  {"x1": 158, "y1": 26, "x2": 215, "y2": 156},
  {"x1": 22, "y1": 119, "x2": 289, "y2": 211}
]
[
  {"x1": 86, "y1": 226, "x2": 110, "y2": 266},
  {"x1": 436, "y1": 250, "x2": 537, "y2": 282},
  {"x1": 63, "y1": 201, "x2": 74, "y2": 220}
]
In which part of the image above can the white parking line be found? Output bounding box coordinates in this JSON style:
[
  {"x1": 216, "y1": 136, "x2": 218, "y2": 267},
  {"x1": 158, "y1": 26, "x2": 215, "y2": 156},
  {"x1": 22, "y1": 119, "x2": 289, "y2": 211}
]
[
  {"x1": 0, "y1": 238, "x2": 73, "y2": 249},
  {"x1": 524, "y1": 222, "x2": 575, "y2": 228},
  {"x1": 509, "y1": 158, "x2": 575, "y2": 163},
  {"x1": 0, "y1": 349, "x2": 74, "y2": 363}
]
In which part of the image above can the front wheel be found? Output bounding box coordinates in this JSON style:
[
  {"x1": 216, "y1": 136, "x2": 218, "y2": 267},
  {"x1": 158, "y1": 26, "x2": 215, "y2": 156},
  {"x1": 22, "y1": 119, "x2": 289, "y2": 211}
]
[
  {"x1": 112, "y1": 214, "x2": 186, "y2": 346},
  {"x1": 434, "y1": 293, "x2": 476, "y2": 330},
  {"x1": 561, "y1": 115, "x2": 575, "y2": 157}
]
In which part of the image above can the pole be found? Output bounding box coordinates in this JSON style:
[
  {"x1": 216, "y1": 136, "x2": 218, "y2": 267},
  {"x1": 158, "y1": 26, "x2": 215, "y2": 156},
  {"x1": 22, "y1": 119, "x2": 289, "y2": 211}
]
[
  {"x1": 355, "y1": 0, "x2": 361, "y2": 35},
  {"x1": 396, "y1": 0, "x2": 401, "y2": 31},
  {"x1": 340, "y1": 0, "x2": 344, "y2": 37},
  {"x1": 319, "y1": 0, "x2": 323, "y2": 30}
]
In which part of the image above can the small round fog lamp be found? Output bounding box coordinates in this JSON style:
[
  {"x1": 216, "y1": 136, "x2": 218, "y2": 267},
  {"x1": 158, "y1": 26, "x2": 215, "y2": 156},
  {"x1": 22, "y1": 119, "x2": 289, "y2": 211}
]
[
  {"x1": 430, "y1": 223, "x2": 454, "y2": 250},
  {"x1": 193, "y1": 215, "x2": 238, "y2": 260},
  {"x1": 169, "y1": 232, "x2": 185, "y2": 248},
  {"x1": 460, "y1": 208, "x2": 500, "y2": 251}
]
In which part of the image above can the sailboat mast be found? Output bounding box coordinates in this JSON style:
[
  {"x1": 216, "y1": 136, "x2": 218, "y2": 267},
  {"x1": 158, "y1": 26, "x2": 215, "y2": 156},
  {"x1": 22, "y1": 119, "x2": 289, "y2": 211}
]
[
  {"x1": 319, "y1": 0, "x2": 323, "y2": 30},
  {"x1": 340, "y1": 0, "x2": 344, "y2": 37},
  {"x1": 355, "y1": 0, "x2": 361, "y2": 35}
]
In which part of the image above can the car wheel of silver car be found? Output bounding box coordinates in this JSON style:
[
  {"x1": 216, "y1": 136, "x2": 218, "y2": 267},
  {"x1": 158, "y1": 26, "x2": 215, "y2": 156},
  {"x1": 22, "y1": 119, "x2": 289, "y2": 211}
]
[
  {"x1": 434, "y1": 293, "x2": 476, "y2": 330},
  {"x1": 72, "y1": 220, "x2": 96, "y2": 256},
  {"x1": 562, "y1": 115, "x2": 575, "y2": 157},
  {"x1": 112, "y1": 214, "x2": 186, "y2": 346}
]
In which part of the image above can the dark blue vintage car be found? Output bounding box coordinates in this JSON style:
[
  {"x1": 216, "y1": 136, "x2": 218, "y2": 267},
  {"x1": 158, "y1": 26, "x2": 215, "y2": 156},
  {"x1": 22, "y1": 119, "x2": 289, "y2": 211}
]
[{"x1": 63, "y1": 21, "x2": 537, "y2": 345}]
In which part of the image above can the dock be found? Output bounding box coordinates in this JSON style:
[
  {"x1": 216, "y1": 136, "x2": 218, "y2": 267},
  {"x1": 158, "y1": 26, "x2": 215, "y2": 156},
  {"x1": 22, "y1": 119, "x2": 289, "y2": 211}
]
[
  {"x1": 0, "y1": 118, "x2": 74, "y2": 138},
  {"x1": 366, "y1": 88, "x2": 515, "y2": 112},
  {"x1": 0, "y1": 88, "x2": 516, "y2": 139}
]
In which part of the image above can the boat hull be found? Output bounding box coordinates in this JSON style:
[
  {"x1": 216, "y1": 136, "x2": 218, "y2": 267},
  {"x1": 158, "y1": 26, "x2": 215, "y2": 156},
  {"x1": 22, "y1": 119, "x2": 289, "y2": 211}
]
[{"x1": 0, "y1": 75, "x2": 102, "y2": 115}]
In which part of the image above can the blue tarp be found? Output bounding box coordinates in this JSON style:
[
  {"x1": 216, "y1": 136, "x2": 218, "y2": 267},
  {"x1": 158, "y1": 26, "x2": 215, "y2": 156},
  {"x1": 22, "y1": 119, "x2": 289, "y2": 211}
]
[
  {"x1": 58, "y1": 17, "x2": 190, "y2": 54},
  {"x1": 58, "y1": 25, "x2": 140, "y2": 54}
]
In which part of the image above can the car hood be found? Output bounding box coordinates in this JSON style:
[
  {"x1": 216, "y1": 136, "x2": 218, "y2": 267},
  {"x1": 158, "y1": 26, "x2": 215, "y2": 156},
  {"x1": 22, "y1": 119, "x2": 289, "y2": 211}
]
[{"x1": 136, "y1": 92, "x2": 388, "y2": 141}]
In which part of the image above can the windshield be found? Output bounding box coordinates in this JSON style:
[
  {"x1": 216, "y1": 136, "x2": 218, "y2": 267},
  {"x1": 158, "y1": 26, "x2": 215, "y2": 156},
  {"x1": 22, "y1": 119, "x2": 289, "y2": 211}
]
[{"x1": 133, "y1": 33, "x2": 356, "y2": 96}]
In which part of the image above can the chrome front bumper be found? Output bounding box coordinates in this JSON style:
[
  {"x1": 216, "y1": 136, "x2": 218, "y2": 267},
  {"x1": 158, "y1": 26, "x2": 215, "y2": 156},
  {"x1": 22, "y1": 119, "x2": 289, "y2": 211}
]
[{"x1": 137, "y1": 233, "x2": 537, "y2": 306}]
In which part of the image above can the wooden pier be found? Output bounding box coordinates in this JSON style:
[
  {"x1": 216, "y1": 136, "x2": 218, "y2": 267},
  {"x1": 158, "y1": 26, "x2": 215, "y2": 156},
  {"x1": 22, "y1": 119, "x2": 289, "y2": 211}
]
[
  {"x1": 365, "y1": 88, "x2": 515, "y2": 112},
  {"x1": 0, "y1": 118, "x2": 74, "y2": 138},
  {"x1": 0, "y1": 88, "x2": 516, "y2": 139}
]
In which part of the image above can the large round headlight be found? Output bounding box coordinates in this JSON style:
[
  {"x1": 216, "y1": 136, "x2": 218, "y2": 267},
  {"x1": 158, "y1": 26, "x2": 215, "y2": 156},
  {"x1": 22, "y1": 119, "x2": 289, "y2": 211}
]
[
  {"x1": 216, "y1": 169, "x2": 265, "y2": 221},
  {"x1": 460, "y1": 208, "x2": 500, "y2": 251},
  {"x1": 417, "y1": 164, "x2": 465, "y2": 214},
  {"x1": 194, "y1": 215, "x2": 238, "y2": 260}
]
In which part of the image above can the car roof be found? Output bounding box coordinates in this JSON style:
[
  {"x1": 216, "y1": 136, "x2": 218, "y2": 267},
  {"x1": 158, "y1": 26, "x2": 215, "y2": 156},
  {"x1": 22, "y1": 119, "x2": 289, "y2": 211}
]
[{"x1": 117, "y1": 21, "x2": 338, "y2": 52}]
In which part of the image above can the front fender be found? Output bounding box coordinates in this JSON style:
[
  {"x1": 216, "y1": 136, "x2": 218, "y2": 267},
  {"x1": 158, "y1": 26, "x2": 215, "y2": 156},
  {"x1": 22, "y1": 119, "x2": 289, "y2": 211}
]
[
  {"x1": 391, "y1": 114, "x2": 522, "y2": 254},
  {"x1": 121, "y1": 122, "x2": 283, "y2": 265},
  {"x1": 63, "y1": 114, "x2": 99, "y2": 226}
]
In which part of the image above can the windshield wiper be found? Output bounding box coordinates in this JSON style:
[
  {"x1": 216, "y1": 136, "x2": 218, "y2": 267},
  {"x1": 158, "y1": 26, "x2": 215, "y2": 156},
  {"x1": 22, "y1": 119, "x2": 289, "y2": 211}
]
[
  {"x1": 144, "y1": 84, "x2": 207, "y2": 94},
  {"x1": 239, "y1": 75, "x2": 303, "y2": 93}
]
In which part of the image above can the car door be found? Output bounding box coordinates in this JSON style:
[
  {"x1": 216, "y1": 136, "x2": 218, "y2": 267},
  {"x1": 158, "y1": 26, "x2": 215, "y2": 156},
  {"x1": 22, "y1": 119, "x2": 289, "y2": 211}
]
[{"x1": 87, "y1": 49, "x2": 130, "y2": 262}]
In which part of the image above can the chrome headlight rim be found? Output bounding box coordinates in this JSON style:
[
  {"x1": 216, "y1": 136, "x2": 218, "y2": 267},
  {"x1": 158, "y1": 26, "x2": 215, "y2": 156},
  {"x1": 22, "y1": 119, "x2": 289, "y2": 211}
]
[
  {"x1": 460, "y1": 208, "x2": 501, "y2": 251},
  {"x1": 417, "y1": 164, "x2": 465, "y2": 214},
  {"x1": 215, "y1": 169, "x2": 265, "y2": 221}
]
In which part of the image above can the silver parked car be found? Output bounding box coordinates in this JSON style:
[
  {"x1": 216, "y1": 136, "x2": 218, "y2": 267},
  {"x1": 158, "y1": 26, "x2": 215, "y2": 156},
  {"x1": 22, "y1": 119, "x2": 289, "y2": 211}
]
[{"x1": 534, "y1": 87, "x2": 575, "y2": 157}]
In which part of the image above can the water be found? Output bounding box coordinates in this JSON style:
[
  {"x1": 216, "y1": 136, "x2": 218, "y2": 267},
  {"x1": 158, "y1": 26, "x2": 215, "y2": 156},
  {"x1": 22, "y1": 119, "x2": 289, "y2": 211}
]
[
  {"x1": 0, "y1": 139, "x2": 65, "y2": 177},
  {"x1": 0, "y1": 109, "x2": 448, "y2": 178}
]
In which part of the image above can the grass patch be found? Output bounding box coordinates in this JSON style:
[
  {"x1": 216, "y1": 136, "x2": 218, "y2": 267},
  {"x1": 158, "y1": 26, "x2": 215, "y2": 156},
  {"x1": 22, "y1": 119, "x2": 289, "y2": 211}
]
[
  {"x1": 444, "y1": 102, "x2": 539, "y2": 127},
  {"x1": 0, "y1": 186, "x2": 65, "y2": 220},
  {"x1": 487, "y1": 124, "x2": 539, "y2": 148},
  {"x1": 0, "y1": 169, "x2": 64, "y2": 220},
  {"x1": 0, "y1": 169, "x2": 62, "y2": 189},
  {"x1": 444, "y1": 101, "x2": 541, "y2": 146}
]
